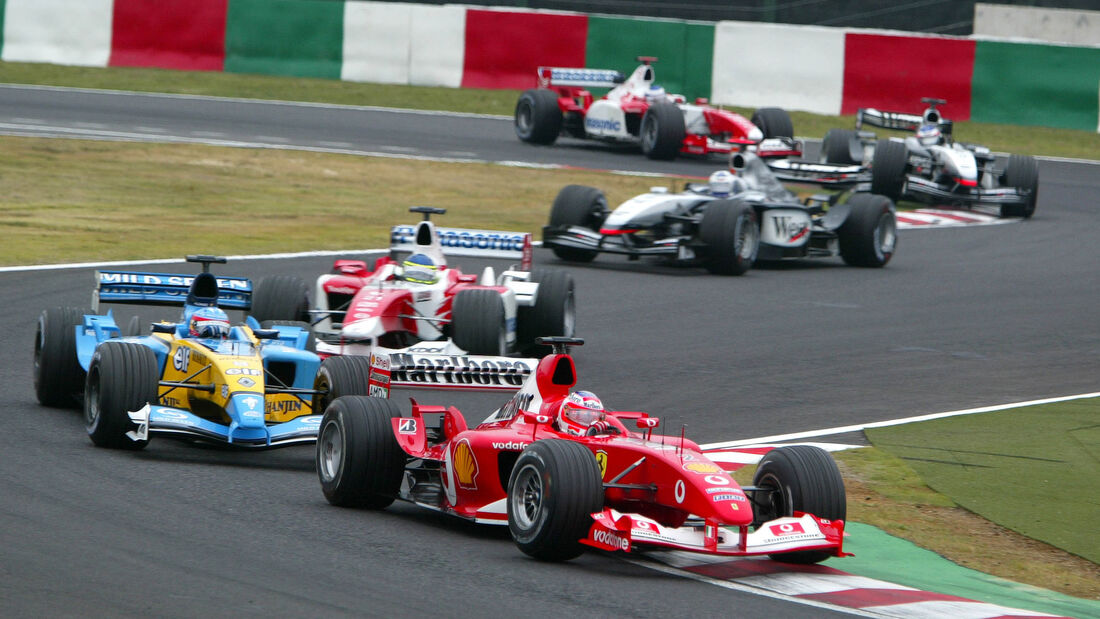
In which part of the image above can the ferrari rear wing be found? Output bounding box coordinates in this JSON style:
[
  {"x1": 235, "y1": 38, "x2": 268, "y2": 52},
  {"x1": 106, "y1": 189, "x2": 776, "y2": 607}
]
[
  {"x1": 537, "y1": 67, "x2": 624, "y2": 89},
  {"x1": 366, "y1": 342, "x2": 537, "y2": 397},
  {"x1": 92, "y1": 269, "x2": 252, "y2": 312}
]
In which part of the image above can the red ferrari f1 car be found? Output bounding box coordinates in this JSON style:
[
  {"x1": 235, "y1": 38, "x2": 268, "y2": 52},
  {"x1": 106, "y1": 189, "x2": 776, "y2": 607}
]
[
  {"x1": 515, "y1": 57, "x2": 799, "y2": 161},
  {"x1": 316, "y1": 338, "x2": 848, "y2": 562}
]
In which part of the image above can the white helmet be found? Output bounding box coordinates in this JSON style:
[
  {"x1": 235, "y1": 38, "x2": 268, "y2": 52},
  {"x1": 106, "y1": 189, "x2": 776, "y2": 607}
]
[
  {"x1": 645, "y1": 85, "x2": 666, "y2": 103},
  {"x1": 709, "y1": 170, "x2": 737, "y2": 197}
]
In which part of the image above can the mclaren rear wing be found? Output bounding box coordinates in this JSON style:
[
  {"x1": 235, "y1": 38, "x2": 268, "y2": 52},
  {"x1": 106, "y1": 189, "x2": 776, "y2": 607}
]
[
  {"x1": 764, "y1": 159, "x2": 869, "y2": 188},
  {"x1": 366, "y1": 343, "x2": 537, "y2": 397},
  {"x1": 856, "y1": 108, "x2": 924, "y2": 132}
]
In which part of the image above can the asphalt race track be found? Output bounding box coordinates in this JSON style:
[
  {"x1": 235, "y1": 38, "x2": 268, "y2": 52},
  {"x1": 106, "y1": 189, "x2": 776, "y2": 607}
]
[{"x1": 2, "y1": 87, "x2": 1098, "y2": 617}]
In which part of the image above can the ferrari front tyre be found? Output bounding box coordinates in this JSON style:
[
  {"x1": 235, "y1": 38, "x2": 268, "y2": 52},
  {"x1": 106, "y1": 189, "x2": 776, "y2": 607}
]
[
  {"x1": 452, "y1": 289, "x2": 507, "y2": 356},
  {"x1": 1001, "y1": 154, "x2": 1039, "y2": 219},
  {"x1": 260, "y1": 319, "x2": 317, "y2": 353},
  {"x1": 34, "y1": 306, "x2": 89, "y2": 408},
  {"x1": 838, "y1": 193, "x2": 897, "y2": 268},
  {"x1": 507, "y1": 440, "x2": 603, "y2": 561},
  {"x1": 547, "y1": 185, "x2": 608, "y2": 263},
  {"x1": 750, "y1": 107, "x2": 794, "y2": 139},
  {"x1": 640, "y1": 103, "x2": 686, "y2": 160},
  {"x1": 820, "y1": 129, "x2": 859, "y2": 164},
  {"x1": 313, "y1": 355, "x2": 374, "y2": 413},
  {"x1": 515, "y1": 89, "x2": 563, "y2": 145},
  {"x1": 317, "y1": 396, "x2": 405, "y2": 508},
  {"x1": 751, "y1": 445, "x2": 846, "y2": 564},
  {"x1": 252, "y1": 275, "x2": 310, "y2": 323},
  {"x1": 699, "y1": 199, "x2": 759, "y2": 276},
  {"x1": 870, "y1": 139, "x2": 908, "y2": 202},
  {"x1": 517, "y1": 268, "x2": 576, "y2": 355},
  {"x1": 85, "y1": 341, "x2": 158, "y2": 450}
]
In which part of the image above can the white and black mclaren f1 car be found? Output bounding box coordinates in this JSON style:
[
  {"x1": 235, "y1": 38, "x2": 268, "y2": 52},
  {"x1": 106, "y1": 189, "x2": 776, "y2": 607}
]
[
  {"x1": 768, "y1": 98, "x2": 1039, "y2": 218},
  {"x1": 542, "y1": 151, "x2": 897, "y2": 275}
]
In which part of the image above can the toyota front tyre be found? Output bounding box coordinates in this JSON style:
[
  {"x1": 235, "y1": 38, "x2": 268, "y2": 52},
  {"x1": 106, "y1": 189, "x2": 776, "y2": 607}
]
[
  {"x1": 452, "y1": 289, "x2": 507, "y2": 356},
  {"x1": 640, "y1": 103, "x2": 686, "y2": 160},
  {"x1": 518, "y1": 269, "x2": 576, "y2": 355},
  {"x1": 252, "y1": 275, "x2": 310, "y2": 323}
]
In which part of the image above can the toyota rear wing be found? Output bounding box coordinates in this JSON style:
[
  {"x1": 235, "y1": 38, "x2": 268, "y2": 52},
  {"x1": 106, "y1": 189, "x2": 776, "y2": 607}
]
[
  {"x1": 537, "y1": 67, "x2": 625, "y2": 89},
  {"x1": 390, "y1": 224, "x2": 533, "y2": 271},
  {"x1": 91, "y1": 255, "x2": 251, "y2": 312},
  {"x1": 367, "y1": 342, "x2": 537, "y2": 397}
]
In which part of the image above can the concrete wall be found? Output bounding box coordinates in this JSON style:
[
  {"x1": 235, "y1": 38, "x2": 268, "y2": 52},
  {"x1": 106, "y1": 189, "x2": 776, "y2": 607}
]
[{"x1": 974, "y1": 3, "x2": 1100, "y2": 46}]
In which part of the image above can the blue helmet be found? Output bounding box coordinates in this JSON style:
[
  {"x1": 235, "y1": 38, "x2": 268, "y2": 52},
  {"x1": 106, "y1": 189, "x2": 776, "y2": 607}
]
[
  {"x1": 402, "y1": 253, "x2": 439, "y2": 285},
  {"x1": 189, "y1": 306, "x2": 230, "y2": 339}
]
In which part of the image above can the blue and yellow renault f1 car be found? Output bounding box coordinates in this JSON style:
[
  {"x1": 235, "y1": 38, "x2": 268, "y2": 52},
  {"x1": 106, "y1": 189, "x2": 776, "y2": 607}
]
[{"x1": 33, "y1": 255, "x2": 370, "y2": 450}]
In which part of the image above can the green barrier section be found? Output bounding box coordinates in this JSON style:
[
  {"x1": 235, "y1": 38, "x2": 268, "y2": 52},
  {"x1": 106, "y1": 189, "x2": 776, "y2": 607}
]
[
  {"x1": 828, "y1": 523, "x2": 1100, "y2": 619},
  {"x1": 972, "y1": 40, "x2": 1100, "y2": 131},
  {"x1": 225, "y1": 0, "x2": 343, "y2": 79},
  {"x1": 585, "y1": 16, "x2": 714, "y2": 101}
]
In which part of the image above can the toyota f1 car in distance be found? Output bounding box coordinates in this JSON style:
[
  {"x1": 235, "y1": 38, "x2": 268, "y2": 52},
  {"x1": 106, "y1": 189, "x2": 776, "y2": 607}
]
[
  {"x1": 317, "y1": 337, "x2": 849, "y2": 563},
  {"x1": 514, "y1": 57, "x2": 799, "y2": 161},
  {"x1": 33, "y1": 255, "x2": 367, "y2": 450},
  {"x1": 542, "y1": 151, "x2": 897, "y2": 275},
  {"x1": 249, "y1": 207, "x2": 575, "y2": 359},
  {"x1": 769, "y1": 98, "x2": 1039, "y2": 218}
]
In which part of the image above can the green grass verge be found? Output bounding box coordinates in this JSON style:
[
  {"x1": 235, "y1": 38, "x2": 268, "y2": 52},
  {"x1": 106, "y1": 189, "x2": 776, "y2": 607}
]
[
  {"x1": 1, "y1": 61, "x2": 1098, "y2": 160},
  {"x1": 865, "y1": 401, "x2": 1100, "y2": 564}
]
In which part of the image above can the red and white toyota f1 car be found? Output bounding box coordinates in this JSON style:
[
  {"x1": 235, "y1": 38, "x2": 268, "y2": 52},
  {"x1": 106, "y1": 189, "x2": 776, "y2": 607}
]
[
  {"x1": 249, "y1": 207, "x2": 575, "y2": 358},
  {"x1": 316, "y1": 338, "x2": 849, "y2": 563},
  {"x1": 515, "y1": 57, "x2": 799, "y2": 161}
]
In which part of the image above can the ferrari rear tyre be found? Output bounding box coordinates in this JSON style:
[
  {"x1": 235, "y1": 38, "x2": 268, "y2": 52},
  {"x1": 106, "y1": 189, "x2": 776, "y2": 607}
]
[
  {"x1": 517, "y1": 268, "x2": 576, "y2": 355},
  {"x1": 34, "y1": 306, "x2": 89, "y2": 408},
  {"x1": 1001, "y1": 154, "x2": 1039, "y2": 219},
  {"x1": 507, "y1": 440, "x2": 603, "y2": 561},
  {"x1": 452, "y1": 289, "x2": 507, "y2": 356},
  {"x1": 870, "y1": 139, "x2": 908, "y2": 202},
  {"x1": 820, "y1": 129, "x2": 860, "y2": 164},
  {"x1": 515, "y1": 89, "x2": 563, "y2": 145},
  {"x1": 752, "y1": 445, "x2": 846, "y2": 564},
  {"x1": 252, "y1": 275, "x2": 310, "y2": 323},
  {"x1": 640, "y1": 103, "x2": 686, "y2": 160},
  {"x1": 317, "y1": 396, "x2": 406, "y2": 508},
  {"x1": 85, "y1": 341, "x2": 158, "y2": 450},
  {"x1": 314, "y1": 355, "x2": 374, "y2": 413},
  {"x1": 261, "y1": 319, "x2": 317, "y2": 353},
  {"x1": 751, "y1": 107, "x2": 794, "y2": 139},
  {"x1": 547, "y1": 185, "x2": 607, "y2": 263},
  {"x1": 838, "y1": 193, "x2": 897, "y2": 268},
  {"x1": 699, "y1": 199, "x2": 759, "y2": 276}
]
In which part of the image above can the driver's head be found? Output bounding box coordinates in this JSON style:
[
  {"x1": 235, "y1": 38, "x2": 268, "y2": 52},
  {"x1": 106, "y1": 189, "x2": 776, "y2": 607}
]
[
  {"x1": 189, "y1": 306, "x2": 230, "y2": 339},
  {"x1": 917, "y1": 124, "x2": 942, "y2": 146},
  {"x1": 644, "y1": 85, "x2": 666, "y2": 103},
  {"x1": 556, "y1": 391, "x2": 604, "y2": 435},
  {"x1": 708, "y1": 170, "x2": 736, "y2": 198},
  {"x1": 401, "y1": 253, "x2": 439, "y2": 284}
]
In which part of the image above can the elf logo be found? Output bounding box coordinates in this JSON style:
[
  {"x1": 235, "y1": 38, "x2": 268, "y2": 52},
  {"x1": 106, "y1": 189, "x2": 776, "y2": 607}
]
[{"x1": 592, "y1": 529, "x2": 629, "y2": 551}]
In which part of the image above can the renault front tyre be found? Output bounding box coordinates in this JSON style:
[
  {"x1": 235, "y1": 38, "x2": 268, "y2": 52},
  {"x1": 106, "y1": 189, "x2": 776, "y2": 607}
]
[{"x1": 85, "y1": 341, "x2": 158, "y2": 449}]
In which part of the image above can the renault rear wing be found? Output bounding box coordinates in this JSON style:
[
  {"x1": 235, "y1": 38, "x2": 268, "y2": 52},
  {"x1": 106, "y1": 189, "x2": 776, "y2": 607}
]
[{"x1": 92, "y1": 255, "x2": 252, "y2": 312}]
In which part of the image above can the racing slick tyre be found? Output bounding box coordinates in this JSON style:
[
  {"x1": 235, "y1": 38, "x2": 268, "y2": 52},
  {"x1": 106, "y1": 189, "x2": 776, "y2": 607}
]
[
  {"x1": 699, "y1": 199, "x2": 759, "y2": 276},
  {"x1": 317, "y1": 396, "x2": 405, "y2": 508},
  {"x1": 517, "y1": 268, "x2": 576, "y2": 355},
  {"x1": 870, "y1": 139, "x2": 908, "y2": 202},
  {"x1": 751, "y1": 445, "x2": 846, "y2": 564},
  {"x1": 452, "y1": 289, "x2": 507, "y2": 356},
  {"x1": 838, "y1": 193, "x2": 897, "y2": 268},
  {"x1": 1001, "y1": 154, "x2": 1039, "y2": 219},
  {"x1": 34, "y1": 306, "x2": 90, "y2": 408},
  {"x1": 820, "y1": 129, "x2": 860, "y2": 164},
  {"x1": 313, "y1": 355, "x2": 374, "y2": 413},
  {"x1": 515, "y1": 89, "x2": 563, "y2": 145},
  {"x1": 750, "y1": 107, "x2": 794, "y2": 139},
  {"x1": 85, "y1": 341, "x2": 157, "y2": 450},
  {"x1": 547, "y1": 185, "x2": 608, "y2": 263},
  {"x1": 507, "y1": 439, "x2": 603, "y2": 561},
  {"x1": 640, "y1": 102, "x2": 686, "y2": 160},
  {"x1": 252, "y1": 275, "x2": 310, "y2": 323},
  {"x1": 260, "y1": 320, "x2": 317, "y2": 353}
]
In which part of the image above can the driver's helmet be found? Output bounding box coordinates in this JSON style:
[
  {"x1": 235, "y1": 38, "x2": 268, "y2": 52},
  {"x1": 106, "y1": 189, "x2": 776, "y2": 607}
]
[
  {"x1": 916, "y1": 124, "x2": 942, "y2": 146},
  {"x1": 189, "y1": 306, "x2": 230, "y2": 339},
  {"x1": 709, "y1": 170, "x2": 736, "y2": 197},
  {"x1": 644, "y1": 85, "x2": 666, "y2": 103},
  {"x1": 556, "y1": 390, "x2": 605, "y2": 435},
  {"x1": 401, "y1": 253, "x2": 439, "y2": 285}
]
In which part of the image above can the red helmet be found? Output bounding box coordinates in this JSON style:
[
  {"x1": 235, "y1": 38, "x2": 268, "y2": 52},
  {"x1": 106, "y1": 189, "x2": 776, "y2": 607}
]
[{"x1": 557, "y1": 391, "x2": 604, "y2": 435}]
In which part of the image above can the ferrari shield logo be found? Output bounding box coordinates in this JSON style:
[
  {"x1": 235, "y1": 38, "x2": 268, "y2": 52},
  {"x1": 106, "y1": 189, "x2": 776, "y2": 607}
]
[{"x1": 595, "y1": 450, "x2": 608, "y2": 479}]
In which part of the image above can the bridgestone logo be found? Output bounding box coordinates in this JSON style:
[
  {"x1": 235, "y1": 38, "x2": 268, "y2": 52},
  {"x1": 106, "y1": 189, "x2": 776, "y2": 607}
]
[
  {"x1": 389, "y1": 354, "x2": 534, "y2": 387},
  {"x1": 592, "y1": 530, "x2": 629, "y2": 551}
]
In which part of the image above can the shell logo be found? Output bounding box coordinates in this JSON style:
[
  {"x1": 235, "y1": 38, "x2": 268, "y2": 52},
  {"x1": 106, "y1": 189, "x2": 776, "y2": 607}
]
[
  {"x1": 453, "y1": 439, "x2": 478, "y2": 489},
  {"x1": 682, "y1": 461, "x2": 724, "y2": 474}
]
